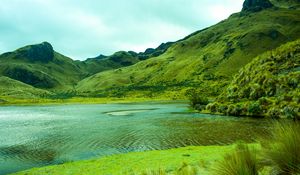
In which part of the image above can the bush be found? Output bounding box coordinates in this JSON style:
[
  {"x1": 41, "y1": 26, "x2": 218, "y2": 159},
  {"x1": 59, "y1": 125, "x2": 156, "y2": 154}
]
[
  {"x1": 266, "y1": 107, "x2": 281, "y2": 118},
  {"x1": 263, "y1": 122, "x2": 300, "y2": 174},
  {"x1": 214, "y1": 143, "x2": 258, "y2": 175},
  {"x1": 226, "y1": 104, "x2": 242, "y2": 116},
  {"x1": 189, "y1": 95, "x2": 209, "y2": 108},
  {"x1": 206, "y1": 102, "x2": 219, "y2": 113},
  {"x1": 282, "y1": 106, "x2": 298, "y2": 119},
  {"x1": 247, "y1": 102, "x2": 262, "y2": 116}
]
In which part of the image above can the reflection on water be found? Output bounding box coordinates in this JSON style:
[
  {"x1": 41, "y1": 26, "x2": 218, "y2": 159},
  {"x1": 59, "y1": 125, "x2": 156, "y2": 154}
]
[{"x1": 0, "y1": 102, "x2": 271, "y2": 174}]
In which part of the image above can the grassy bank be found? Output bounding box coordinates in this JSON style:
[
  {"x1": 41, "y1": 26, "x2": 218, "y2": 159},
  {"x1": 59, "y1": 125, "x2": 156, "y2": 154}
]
[
  {"x1": 0, "y1": 97, "x2": 182, "y2": 106},
  {"x1": 12, "y1": 145, "x2": 238, "y2": 175}
]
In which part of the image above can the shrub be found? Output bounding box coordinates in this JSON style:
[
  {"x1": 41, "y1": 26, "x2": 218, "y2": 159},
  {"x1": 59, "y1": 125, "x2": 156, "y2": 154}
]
[
  {"x1": 214, "y1": 143, "x2": 258, "y2": 175},
  {"x1": 247, "y1": 102, "x2": 262, "y2": 116},
  {"x1": 249, "y1": 84, "x2": 264, "y2": 100},
  {"x1": 263, "y1": 122, "x2": 300, "y2": 174},
  {"x1": 226, "y1": 104, "x2": 242, "y2": 116},
  {"x1": 189, "y1": 95, "x2": 209, "y2": 108},
  {"x1": 217, "y1": 105, "x2": 228, "y2": 114},
  {"x1": 206, "y1": 102, "x2": 219, "y2": 113},
  {"x1": 266, "y1": 107, "x2": 281, "y2": 118},
  {"x1": 282, "y1": 105, "x2": 298, "y2": 119}
]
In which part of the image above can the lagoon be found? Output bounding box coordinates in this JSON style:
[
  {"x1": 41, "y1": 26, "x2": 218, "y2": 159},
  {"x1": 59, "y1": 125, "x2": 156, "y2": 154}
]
[{"x1": 0, "y1": 102, "x2": 270, "y2": 174}]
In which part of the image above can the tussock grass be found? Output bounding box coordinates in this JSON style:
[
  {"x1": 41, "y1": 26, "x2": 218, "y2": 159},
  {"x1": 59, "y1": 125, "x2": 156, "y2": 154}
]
[
  {"x1": 213, "y1": 143, "x2": 258, "y2": 175},
  {"x1": 263, "y1": 121, "x2": 300, "y2": 174},
  {"x1": 134, "y1": 163, "x2": 198, "y2": 175}
]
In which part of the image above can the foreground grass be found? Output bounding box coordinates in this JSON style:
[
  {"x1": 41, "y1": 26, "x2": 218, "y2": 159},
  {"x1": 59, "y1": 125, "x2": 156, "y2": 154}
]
[
  {"x1": 263, "y1": 121, "x2": 300, "y2": 174},
  {"x1": 12, "y1": 145, "x2": 239, "y2": 175},
  {"x1": 213, "y1": 144, "x2": 259, "y2": 175}
]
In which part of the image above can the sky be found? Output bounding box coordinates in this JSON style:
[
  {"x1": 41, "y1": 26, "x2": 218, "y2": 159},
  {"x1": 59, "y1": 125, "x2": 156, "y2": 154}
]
[{"x1": 0, "y1": 0, "x2": 244, "y2": 60}]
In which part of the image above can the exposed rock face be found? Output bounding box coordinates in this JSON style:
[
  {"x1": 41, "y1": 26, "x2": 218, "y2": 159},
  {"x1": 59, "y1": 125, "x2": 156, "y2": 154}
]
[
  {"x1": 242, "y1": 0, "x2": 274, "y2": 11},
  {"x1": 18, "y1": 42, "x2": 54, "y2": 62}
]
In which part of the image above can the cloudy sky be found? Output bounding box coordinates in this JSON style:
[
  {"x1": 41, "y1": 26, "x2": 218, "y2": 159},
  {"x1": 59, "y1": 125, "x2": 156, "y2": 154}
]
[{"x1": 0, "y1": 0, "x2": 244, "y2": 60}]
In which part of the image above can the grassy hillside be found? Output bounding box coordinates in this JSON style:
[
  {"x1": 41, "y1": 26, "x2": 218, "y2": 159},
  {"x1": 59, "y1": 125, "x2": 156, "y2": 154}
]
[
  {"x1": 82, "y1": 42, "x2": 174, "y2": 76},
  {"x1": 0, "y1": 76, "x2": 51, "y2": 100},
  {"x1": 271, "y1": 0, "x2": 300, "y2": 9},
  {"x1": 0, "y1": 42, "x2": 86, "y2": 90},
  {"x1": 76, "y1": 7, "x2": 300, "y2": 99},
  {"x1": 203, "y1": 39, "x2": 300, "y2": 119},
  {"x1": 0, "y1": 41, "x2": 172, "y2": 92}
]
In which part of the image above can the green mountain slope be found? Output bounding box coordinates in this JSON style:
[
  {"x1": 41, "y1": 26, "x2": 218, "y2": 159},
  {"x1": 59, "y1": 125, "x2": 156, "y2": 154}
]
[
  {"x1": 0, "y1": 42, "x2": 86, "y2": 89},
  {"x1": 271, "y1": 0, "x2": 300, "y2": 9},
  {"x1": 82, "y1": 42, "x2": 174, "y2": 76},
  {"x1": 0, "y1": 76, "x2": 51, "y2": 100},
  {"x1": 204, "y1": 39, "x2": 300, "y2": 119},
  {"x1": 0, "y1": 40, "x2": 172, "y2": 92},
  {"x1": 77, "y1": 6, "x2": 300, "y2": 98}
]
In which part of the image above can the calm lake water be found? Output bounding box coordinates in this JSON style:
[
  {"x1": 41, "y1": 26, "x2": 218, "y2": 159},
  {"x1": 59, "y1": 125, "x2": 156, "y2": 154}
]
[{"x1": 0, "y1": 102, "x2": 271, "y2": 174}]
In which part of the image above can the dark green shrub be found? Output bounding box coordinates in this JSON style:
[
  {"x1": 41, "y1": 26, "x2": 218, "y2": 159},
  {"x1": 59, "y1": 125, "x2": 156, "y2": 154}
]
[
  {"x1": 248, "y1": 102, "x2": 262, "y2": 116},
  {"x1": 227, "y1": 104, "x2": 242, "y2": 116},
  {"x1": 189, "y1": 94, "x2": 209, "y2": 108},
  {"x1": 282, "y1": 106, "x2": 298, "y2": 119},
  {"x1": 250, "y1": 85, "x2": 264, "y2": 100},
  {"x1": 206, "y1": 102, "x2": 219, "y2": 113},
  {"x1": 267, "y1": 107, "x2": 281, "y2": 118}
]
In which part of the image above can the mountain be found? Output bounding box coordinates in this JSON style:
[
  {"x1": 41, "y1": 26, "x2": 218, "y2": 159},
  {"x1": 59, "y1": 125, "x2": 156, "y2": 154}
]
[
  {"x1": 0, "y1": 0, "x2": 299, "y2": 104},
  {"x1": 76, "y1": 2, "x2": 300, "y2": 98},
  {"x1": 0, "y1": 40, "x2": 172, "y2": 91},
  {"x1": 204, "y1": 39, "x2": 300, "y2": 119},
  {"x1": 82, "y1": 42, "x2": 174, "y2": 76},
  {"x1": 0, "y1": 42, "x2": 86, "y2": 89},
  {"x1": 0, "y1": 76, "x2": 51, "y2": 100},
  {"x1": 270, "y1": 0, "x2": 300, "y2": 9},
  {"x1": 242, "y1": 0, "x2": 273, "y2": 11}
]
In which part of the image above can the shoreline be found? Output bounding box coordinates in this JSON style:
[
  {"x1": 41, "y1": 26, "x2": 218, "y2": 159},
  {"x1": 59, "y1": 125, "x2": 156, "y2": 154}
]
[
  {"x1": 0, "y1": 97, "x2": 189, "y2": 106},
  {"x1": 11, "y1": 145, "x2": 241, "y2": 175}
]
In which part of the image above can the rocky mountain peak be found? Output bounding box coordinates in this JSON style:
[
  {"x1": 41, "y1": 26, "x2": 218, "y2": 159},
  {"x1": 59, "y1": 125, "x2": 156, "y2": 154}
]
[
  {"x1": 18, "y1": 42, "x2": 54, "y2": 62},
  {"x1": 242, "y1": 0, "x2": 274, "y2": 11}
]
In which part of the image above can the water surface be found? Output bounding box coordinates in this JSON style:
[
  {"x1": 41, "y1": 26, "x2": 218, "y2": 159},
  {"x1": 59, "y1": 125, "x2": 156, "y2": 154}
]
[{"x1": 0, "y1": 102, "x2": 271, "y2": 174}]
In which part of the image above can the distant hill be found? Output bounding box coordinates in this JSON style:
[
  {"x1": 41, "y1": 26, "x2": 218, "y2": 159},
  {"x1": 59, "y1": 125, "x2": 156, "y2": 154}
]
[
  {"x1": 0, "y1": 42, "x2": 86, "y2": 89},
  {"x1": 0, "y1": 76, "x2": 51, "y2": 99},
  {"x1": 0, "y1": 41, "x2": 172, "y2": 91},
  {"x1": 77, "y1": 4, "x2": 300, "y2": 98},
  {"x1": 82, "y1": 42, "x2": 173, "y2": 75},
  {"x1": 271, "y1": 0, "x2": 300, "y2": 9},
  {"x1": 204, "y1": 39, "x2": 300, "y2": 119}
]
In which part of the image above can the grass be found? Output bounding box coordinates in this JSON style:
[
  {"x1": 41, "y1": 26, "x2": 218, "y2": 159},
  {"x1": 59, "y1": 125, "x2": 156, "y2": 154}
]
[
  {"x1": 12, "y1": 145, "x2": 237, "y2": 175},
  {"x1": 0, "y1": 96, "x2": 177, "y2": 106},
  {"x1": 213, "y1": 143, "x2": 259, "y2": 175},
  {"x1": 204, "y1": 39, "x2": 300, "y2": 118},
  {"x1": 263, "y1": 121, "x2": 300, "y2": 174}
]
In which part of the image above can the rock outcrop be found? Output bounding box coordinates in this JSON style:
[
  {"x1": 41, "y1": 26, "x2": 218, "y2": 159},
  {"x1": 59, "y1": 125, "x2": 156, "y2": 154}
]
[
  {"x1": 17, "y1": 42, "x2": 54, "y2": 62},
  {"x1": 242, "y1": 0, "x2": 274, "y2": 11}
]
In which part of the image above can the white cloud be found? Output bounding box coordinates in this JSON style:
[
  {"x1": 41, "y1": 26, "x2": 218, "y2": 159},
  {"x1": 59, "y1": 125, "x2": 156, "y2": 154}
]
[{"x1": 0, "y1": 0, "x2": 245, "y2": 60}]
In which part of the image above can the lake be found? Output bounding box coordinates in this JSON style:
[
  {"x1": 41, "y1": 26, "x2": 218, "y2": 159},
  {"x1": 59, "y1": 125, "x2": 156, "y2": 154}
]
[{"x1": 0, "y1": 102, "x2": 271, "y2": 174}]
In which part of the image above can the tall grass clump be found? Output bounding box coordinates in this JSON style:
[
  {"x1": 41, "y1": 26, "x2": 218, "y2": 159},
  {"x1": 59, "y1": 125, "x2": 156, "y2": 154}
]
[
  {"x1": 264, "y1": 121, "x2": 300, "y2": 174},
  {"x1": 213, "y1": 143, "x2": 258, "y2": 175},
  {"x1": 134, "y1": 163, "x2": 197, "y2": 175}
]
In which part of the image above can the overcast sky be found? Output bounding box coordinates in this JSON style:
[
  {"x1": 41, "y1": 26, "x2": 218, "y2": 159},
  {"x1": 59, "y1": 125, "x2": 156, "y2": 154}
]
[{"x1": 0, "y1": 0, "x2": 244, "y2": 60}]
